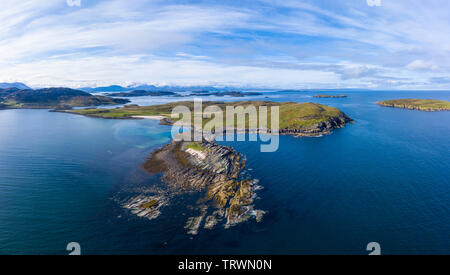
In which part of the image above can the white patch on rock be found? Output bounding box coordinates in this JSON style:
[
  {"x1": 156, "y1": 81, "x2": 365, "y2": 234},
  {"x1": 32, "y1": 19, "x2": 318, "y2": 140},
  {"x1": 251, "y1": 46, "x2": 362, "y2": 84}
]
[{"x1": 186, "y1": 148, "x2": 207, "y2": 160}]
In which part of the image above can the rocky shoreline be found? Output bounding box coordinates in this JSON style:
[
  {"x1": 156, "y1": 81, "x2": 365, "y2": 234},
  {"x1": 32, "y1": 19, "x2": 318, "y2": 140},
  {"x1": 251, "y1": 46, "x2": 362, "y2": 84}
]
[
  {"x1": 124, "y1": 139, "x2": 264, "y2": 235},
  {"x1": 376, "y1": 101, "x2": 450, "y2": 112},
  {"x1": 154, "y1": 112, "x2": 353, "y2": 138}
]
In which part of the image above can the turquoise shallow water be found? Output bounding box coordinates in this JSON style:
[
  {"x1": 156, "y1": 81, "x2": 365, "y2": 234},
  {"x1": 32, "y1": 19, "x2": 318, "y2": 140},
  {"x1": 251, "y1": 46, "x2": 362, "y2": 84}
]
[{"x1": 0, "y1": 90, "x2": 449, "y2": 254}]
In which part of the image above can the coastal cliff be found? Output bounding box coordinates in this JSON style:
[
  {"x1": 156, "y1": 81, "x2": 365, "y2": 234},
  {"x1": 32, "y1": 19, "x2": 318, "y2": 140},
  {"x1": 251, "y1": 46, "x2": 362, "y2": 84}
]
[{"x1": 278, "y1": 112, "x2": 352, "y2": 137}]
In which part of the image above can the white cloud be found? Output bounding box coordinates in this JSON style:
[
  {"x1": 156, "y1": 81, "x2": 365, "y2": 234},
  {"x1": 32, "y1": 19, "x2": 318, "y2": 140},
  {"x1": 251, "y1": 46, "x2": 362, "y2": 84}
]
[
  {"x1": 0, "y1": 54, "x2": 340, "y2": 88},
  {"x1": 1, "y1": 0, "x2": 450, "y2": 89},
  {"x1": 0, "y1": 2, "x2": 250, "y2": 62},
  {"x1": 337, "y1": 65, "x2": 379, "y2": 80},
  {"x1": 66, "y1": 0, "x2": 81, "y2": 7},
  {"x1": 366, "y1": 0, "x2": 381, "y2": 7},
  {"x1": 406, "y1": 60, "x2": 439, "y2": 71}
]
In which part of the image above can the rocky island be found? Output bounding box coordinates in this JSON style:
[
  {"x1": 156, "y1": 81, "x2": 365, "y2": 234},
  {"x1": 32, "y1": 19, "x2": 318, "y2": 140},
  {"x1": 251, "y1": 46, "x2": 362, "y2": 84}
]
[
  {"x1": 377, "y1": 99, "x2": 450, "y2": 111},
  {"x1": 105, "y1": 90, "x2": 178, "y2": 97},
  {"x1": 0, "y1": 87, "x2": 129, "y2": 109},
  {"x1": 124, "y1": 139, "x2": 264, "y2": 234},
  {"x1": 62, "y1": 101, "x2": 353, "y2": 137}
]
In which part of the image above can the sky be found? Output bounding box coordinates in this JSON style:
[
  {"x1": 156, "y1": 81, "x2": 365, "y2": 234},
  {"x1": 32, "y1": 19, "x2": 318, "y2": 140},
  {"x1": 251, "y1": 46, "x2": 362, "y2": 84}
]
[{"x1": 1, "y1": 0, "x2": 450, "y2": 89}]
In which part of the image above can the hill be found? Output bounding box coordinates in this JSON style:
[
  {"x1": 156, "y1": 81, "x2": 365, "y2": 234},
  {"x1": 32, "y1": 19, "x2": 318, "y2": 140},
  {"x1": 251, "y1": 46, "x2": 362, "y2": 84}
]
[
  {"x1": 0, "y1": 82, "x2": 30, "y2": 90},
  {"x1": 61, "y1": 101, "x2": 353, "y2": 137},
  {"x1": 0, "y1": 87, "x2": 129, "y2": 109},
  {"x1": 377, "y1": 99, "x2": 450, "y2": 111}
]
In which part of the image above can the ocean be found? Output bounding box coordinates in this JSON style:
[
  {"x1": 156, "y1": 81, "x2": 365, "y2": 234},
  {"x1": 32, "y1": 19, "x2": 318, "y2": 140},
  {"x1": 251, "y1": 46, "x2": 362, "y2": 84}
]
[{"x1": 0, "y1": 90, "x2": 449, "y2": 254}]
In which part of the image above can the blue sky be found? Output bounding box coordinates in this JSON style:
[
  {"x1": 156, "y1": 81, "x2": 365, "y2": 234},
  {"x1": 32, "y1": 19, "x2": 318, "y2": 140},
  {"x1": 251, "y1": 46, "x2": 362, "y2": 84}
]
[{"x1": 1, "y1": 0, "x2": 450, "y2": 89}]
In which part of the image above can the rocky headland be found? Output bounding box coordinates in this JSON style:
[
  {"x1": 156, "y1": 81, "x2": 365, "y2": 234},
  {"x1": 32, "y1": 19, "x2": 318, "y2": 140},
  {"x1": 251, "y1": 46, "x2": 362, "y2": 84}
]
[{"x1": 124, "y1": 139, "x2": 264, "y2": 235}]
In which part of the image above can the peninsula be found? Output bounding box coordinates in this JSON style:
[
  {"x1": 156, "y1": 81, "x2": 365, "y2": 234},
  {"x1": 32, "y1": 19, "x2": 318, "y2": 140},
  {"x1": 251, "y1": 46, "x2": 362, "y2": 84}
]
[
  {"x1": 0, "y1": 87, "x2": 129, "y2": 109},
  {"x1": 189, "y1": 91, "x2": 263, "y2": 97},
  {"x1": 61, "y1": 101, "x2": 353, "y2": 137},
  {"x1": 377, "y1": 99, "x2": 450, "y2": 111}
]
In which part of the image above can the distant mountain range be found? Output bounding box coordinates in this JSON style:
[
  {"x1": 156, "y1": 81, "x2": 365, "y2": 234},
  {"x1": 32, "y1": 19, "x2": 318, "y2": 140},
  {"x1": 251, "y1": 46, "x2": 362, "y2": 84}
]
[
  {"x1": 1, "y1": 83, "x2": 372, "y2": 94},
  {"x1": 277, "y1": 88, "x2": 371, "y2": 93},
  {"x1": 0, "y1": 82, "x2": 31, "y2": 90},
  {"x1": 80, "y1": 85, "x2": 244, "y2": 93},
  {"x1": 104, "y1": 90, "x2": 177, "y2": 97},
  {"x1": 189, "y1": 91, "x2": 263, "y2": 97}
]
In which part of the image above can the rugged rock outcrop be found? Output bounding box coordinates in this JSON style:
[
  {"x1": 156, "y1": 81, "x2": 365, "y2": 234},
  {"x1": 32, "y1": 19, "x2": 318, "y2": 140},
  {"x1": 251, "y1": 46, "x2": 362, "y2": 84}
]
[{"x1": 134, "y1": 139, "x2": 264, "y2": 234}]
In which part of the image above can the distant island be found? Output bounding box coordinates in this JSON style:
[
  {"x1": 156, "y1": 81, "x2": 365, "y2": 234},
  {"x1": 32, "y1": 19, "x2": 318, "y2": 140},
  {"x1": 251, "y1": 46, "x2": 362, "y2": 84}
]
[
  {"x1": 0, "y1": 87, "x2": 129, "y2": 109},
  {"x1": 60, "y1": 101, "x2": 353, "y2": 137},
  {"x1": 377, "y1": 99, "x2": 450, "y2": 111},
  {"x1": 124, "y1": 139, "x2": 264, "y2": 234},
  {"x1": 104, "y1": 90, "x2": 177, "y2": 97},
  {"x1": 189, "y1": 91, "x2": 263, "y2": 97},
  {"x1": 79, "y1": 84, "x2": 256, "y2": 93},
  {"x1": 314, "y1": 94, "x2": 347, "y2": 98}
]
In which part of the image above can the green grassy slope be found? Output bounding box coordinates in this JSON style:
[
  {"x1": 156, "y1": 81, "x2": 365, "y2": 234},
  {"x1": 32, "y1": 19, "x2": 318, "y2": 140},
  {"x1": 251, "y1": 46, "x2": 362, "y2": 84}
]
[
  {"x1": 377, "y1": 99, "x2": 450, "y2": 111},
  {"x1": 63, "y1": 101, "x2": 352, "y2": 131}
]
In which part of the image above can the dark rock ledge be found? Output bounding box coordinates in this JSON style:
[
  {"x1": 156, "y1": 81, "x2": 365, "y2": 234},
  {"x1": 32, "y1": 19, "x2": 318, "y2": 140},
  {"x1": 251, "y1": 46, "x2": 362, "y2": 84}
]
[{"x1": 124, "y1": 139, "x2": 264, "y2": 235}]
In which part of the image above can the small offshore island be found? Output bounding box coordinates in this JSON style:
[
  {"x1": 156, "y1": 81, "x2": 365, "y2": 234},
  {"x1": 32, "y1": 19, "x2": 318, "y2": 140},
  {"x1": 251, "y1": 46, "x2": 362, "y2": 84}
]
[
  {"x1": 377, "y1": 99, "x2": 450, "y2": 111},
  {"x1": 314, "y1": 94, "x2": 347, "y2": 98},
  {"x1": 125, "y1": 139, "x2": 264, "y2": 234}
]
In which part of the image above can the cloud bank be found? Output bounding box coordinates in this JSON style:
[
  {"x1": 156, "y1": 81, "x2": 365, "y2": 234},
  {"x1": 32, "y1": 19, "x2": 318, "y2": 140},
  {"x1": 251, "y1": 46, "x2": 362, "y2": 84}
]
[{"x1": 1, "y1": 0, "x2": 450, "y2": 89}]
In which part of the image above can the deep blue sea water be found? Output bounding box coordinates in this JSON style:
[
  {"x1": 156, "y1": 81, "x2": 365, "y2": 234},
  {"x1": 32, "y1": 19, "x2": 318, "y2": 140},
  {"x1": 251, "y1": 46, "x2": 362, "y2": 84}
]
[{"x1": 0, "y1": 90, "x2": 449, "y2": 255}]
